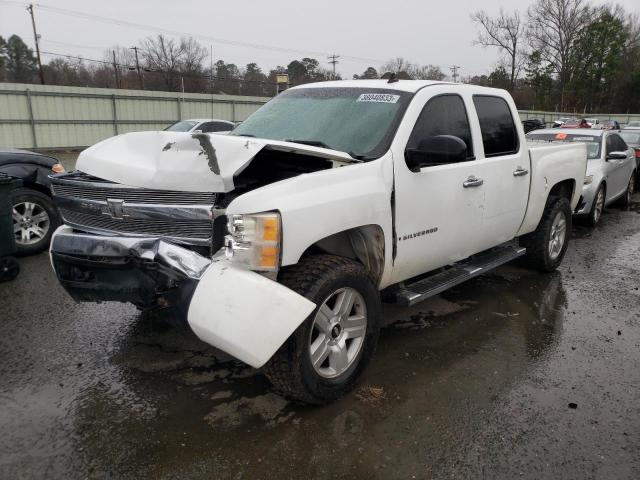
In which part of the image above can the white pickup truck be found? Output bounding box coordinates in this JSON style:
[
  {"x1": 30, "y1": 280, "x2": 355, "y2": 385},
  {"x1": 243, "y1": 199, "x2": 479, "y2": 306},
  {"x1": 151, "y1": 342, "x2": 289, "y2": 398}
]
[{"x1": 50, "y1": 80, "x2": 587, "y2": 404}]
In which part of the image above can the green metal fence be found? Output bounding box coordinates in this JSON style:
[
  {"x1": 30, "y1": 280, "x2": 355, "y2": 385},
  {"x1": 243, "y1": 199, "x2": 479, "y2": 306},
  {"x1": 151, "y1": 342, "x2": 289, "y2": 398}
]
[
  {"x1": 1, "y1": 82, "x2": 639, "y2": 150},
  {"x1": 0, "y1": 83, "x2": 269, "y2": 150}
]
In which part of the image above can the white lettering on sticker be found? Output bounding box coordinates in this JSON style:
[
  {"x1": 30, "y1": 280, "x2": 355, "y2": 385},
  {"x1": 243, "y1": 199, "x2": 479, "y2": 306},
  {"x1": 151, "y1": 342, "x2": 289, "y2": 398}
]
[{"x1": 357, "y1": 93, "x2": 400, "y2": 103}]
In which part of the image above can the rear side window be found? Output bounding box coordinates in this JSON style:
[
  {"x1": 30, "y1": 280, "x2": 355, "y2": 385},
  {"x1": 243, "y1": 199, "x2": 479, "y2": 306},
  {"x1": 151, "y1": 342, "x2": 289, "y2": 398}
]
[
  {"x1": 200, "y1": 122, "x2": 233, "y2": 133},
  {"x1": 407, "y1": 94, "x2": 474, "y2": 159},
  {"x1": 473, "y1": 96, "x2": 519, "y2": 157}
]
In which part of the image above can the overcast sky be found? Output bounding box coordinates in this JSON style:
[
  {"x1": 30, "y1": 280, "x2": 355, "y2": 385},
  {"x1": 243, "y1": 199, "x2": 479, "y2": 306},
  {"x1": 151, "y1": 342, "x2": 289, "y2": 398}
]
[{"x1": 1, "y1": 0, "x2": 639, "y2": 79}]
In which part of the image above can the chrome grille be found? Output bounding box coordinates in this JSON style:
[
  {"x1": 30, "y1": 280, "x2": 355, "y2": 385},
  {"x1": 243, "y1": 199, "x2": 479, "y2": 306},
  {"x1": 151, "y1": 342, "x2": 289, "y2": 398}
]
[
  {"x1": 52, "y1": 183, "x2": 215, "y2": 205},
  {"x1": 51, "y1": 172, "x2": 220, "y2": 247},
  {"x1": 60, "y1": 209, "x2": 213, "y2": 240}
]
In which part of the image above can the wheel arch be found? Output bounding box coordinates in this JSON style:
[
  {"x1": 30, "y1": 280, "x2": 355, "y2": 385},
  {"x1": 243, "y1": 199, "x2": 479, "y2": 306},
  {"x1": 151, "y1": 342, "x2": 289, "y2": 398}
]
[
  {"x1": 298, "y1": 224, "x2": 386, "y2": 286},
  {"x1": 548, "y1": 178, "x2": 577, "y2": 203}
]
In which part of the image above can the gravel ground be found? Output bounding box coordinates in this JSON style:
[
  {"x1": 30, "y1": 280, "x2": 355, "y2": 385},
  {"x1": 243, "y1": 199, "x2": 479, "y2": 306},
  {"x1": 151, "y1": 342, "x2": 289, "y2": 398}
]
[{"x1": 0, "y1": 195, "x2": 639, "y2": 479}]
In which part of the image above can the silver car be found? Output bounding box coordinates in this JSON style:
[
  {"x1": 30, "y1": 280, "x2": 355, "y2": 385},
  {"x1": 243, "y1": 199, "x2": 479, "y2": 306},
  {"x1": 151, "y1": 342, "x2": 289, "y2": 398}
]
[{"x1": 527, "y1": 129, "x2": 636, "y2": 226}]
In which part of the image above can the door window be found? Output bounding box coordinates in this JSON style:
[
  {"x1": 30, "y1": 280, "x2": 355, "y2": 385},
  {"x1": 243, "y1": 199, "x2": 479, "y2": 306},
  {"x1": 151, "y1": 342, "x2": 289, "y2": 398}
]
[
  {"x1": 608, "y1": 134, "x2": 628, "y2": 152},
  {"x1": 405, "y1": 94, "x2": 474, "y2": 169},
  {"x1": 473, "y1": 96, "x2": 519, "y2": 157}
]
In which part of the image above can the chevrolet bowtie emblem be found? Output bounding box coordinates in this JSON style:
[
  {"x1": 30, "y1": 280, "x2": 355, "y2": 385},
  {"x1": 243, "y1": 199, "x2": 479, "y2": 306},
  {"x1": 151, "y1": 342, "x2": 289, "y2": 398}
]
[{"x1": 104, "y1": 198, "x2": 127, "y2": 219}]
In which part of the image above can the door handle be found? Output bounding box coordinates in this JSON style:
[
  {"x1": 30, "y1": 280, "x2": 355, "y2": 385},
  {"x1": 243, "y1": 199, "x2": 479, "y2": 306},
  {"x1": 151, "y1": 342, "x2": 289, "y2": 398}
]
[
  {"x1": 513, "y1": 167, "x2": 529, "y2": 177},
  {"x1": 463, "y1": 176, "x2": 483, "y2": 188}
]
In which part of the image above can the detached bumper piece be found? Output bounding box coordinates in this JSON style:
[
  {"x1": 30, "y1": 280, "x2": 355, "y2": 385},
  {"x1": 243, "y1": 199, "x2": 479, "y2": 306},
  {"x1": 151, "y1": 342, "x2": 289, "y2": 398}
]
[{"x1": 50, "y1": 226, "x2": 211, "y2": 318}]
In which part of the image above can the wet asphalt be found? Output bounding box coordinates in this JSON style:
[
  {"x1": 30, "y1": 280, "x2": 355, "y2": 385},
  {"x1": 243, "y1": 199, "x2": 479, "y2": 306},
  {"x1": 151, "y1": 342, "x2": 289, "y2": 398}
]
[{"x1": 1, "y1": 196, "x2": 639, "y2": 480}]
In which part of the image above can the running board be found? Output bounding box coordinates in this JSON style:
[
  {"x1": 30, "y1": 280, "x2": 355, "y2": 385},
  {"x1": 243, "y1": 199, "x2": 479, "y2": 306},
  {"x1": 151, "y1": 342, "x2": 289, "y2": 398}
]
[{"x1": 392, "y1": 245, "x2": 526, "y2": 307}]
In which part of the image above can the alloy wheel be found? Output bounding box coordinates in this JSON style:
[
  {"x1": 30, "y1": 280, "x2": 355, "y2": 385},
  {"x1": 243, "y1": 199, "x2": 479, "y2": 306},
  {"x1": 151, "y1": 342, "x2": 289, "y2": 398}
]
[
  {"x1": 548, "y1": 211, "x2": 567, "y2": 260},
  {"x1": 309, "y1": 287, "x2": 367, "y2": 379},
  {"x1": 13, "y1": 201, "x2": 50, "y2": 246}
]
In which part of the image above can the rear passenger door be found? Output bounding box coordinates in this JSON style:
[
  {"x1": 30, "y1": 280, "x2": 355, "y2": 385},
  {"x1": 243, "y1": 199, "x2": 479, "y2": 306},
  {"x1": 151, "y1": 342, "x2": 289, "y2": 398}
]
[{"x1": 471, "y1": 95, "x2": 530, "y2": 247}]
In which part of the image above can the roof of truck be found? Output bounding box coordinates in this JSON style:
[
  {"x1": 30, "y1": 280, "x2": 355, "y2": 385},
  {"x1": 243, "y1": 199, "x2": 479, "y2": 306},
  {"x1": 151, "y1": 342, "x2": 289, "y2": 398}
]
[
  {"x1": 289, "y1": 79, "x2": 518, "y2": 96},
  {"x1": 291, "y1": 79, "x2": 451, "y2": 93}
]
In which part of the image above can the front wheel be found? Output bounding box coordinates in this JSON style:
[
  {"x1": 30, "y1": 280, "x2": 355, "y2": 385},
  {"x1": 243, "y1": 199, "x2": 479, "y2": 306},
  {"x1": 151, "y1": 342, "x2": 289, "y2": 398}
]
[
  {"x1": 520, "y1": 196, "x2": 572, "y2": 272},
  {"x1": 587, "y1": 184, "x2": 605, "y2": 227},
  {"x1": 263, "y1": 255, "x2": 381, "y2": 404},
  {"x1": 11, "y1": 187, "x2": 60, "y2": 255}
]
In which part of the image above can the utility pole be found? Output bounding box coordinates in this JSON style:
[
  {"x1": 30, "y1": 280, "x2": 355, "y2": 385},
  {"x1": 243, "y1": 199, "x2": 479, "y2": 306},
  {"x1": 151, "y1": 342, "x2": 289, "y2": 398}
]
[
  {"x1": 26, "y1": 4, "x2": 45, "y2": 85},
  {"x1": 112, "y1": 50, "x2": 121, "y2": 88},
  {"x1": 130, "y1": 46, "x2": 145, "y2": 90},
  {"x1": 327, "y1": 54, "x2": 340, "y2": 79},
  {"x1": 450, "y1": 65, "x2": 460, "y2": 83}
]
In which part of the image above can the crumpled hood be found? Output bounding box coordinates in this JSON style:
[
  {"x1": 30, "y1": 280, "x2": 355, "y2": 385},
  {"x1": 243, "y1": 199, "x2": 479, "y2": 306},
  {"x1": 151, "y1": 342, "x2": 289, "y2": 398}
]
[{"x1": 76, "y1": 131, "x2": 353, "y2": 192}]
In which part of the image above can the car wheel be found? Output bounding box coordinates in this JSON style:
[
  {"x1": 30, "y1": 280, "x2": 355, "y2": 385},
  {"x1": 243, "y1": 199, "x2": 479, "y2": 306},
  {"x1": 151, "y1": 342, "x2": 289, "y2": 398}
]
[
  {"x1": 619, "y1": 173, "x2": 635, "y2": 208},
  {"x1": 520, "y1": 196, "x2": 572, "y2": 272},
  {"x1": 11, "y1": 187, "x2": 60, "y2": 255},
  {"x1": 0, "y1": 257, "x2": 20, "y2": 282},
  {"x1": 587, "y1": 184, "x2": 606, "y2": 227},
  {"x1": 263, "y1": 254, "x2": 381, "y2": 404}
]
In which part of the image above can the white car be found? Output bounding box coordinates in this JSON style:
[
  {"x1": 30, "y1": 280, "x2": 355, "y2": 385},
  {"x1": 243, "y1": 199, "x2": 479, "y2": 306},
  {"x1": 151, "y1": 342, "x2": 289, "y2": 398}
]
[
  {"x1": 624, "y1": 121, "x2": 640, "y2": 129},
  {"x1": 585, "y1": 118, "x2": 600, "y2": 128},
  {"x1": 163, "y1": 118, "x2": 235, "y2": 134},
  {"x1": 49, "y1": 80, "x2": 587, "y2": 404},
  {"x1": 527, "y1": 129, "x2": 636, "y2": 226}
]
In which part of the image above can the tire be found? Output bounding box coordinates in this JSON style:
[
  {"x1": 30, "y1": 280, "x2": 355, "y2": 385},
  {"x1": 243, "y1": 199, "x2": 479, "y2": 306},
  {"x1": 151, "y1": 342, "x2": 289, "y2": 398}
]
[
  {"x1": 263, "y1": 255, "x2": 381, "y2": 404},
  {"x1": 11, "y1": 187, "x2": 60, "y2": 255},
  {"x1": 0, "y1": 257, "x2": 20, "y2": 282},
  {"x1": 586, "y1": 184, "x2": 605, "y2": 227},
  {"x1": 619, "y1": 173, "x2": 635, "y2": 208},
  {"x1": 519, "y1": 196, "x2": 572, "y2": 272}
]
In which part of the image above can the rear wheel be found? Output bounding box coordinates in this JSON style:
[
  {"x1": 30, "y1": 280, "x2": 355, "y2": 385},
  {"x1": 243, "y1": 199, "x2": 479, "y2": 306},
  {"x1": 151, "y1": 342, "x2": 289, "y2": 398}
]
[
  {"x1": 520, "y1": 196, "x2": 571, "y2": 272},
  {"x1": 263, "y1": 255, "x2": 381, "y2": 404},
  {"x1": 11, "y1": 187, "x2": 59, "y2": 255}
]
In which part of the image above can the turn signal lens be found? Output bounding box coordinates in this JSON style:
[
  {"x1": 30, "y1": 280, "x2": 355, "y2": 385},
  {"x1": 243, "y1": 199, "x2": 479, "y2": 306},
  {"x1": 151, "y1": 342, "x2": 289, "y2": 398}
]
[
  {"x1": 584, "y1": 175, "x2": 594, "y2": 185},
  {"x1": 225, "y1": 212, "x2": 281, "y2": 271},
  {"x1": 51, "y1": 163, "x2": 65, "y2": 173}
]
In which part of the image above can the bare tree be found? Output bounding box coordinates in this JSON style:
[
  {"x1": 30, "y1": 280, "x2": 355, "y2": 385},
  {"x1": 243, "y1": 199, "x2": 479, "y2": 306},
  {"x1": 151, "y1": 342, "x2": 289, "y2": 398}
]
[
  {"x1": 527, "y1": 0, "x2": 592, "y2": 108},
  {"x1": 380, "y1": 58, "x2": 446, "y2": 80},
  {"x1": 380, "y1": 57, "x2": 413, "y2": 77},
  {"x1": 412, "y1": 64, "x2": 447, "y2": 81},
  {"x1": 471, "y1": 9, "x2": 524, "y2": 91}
]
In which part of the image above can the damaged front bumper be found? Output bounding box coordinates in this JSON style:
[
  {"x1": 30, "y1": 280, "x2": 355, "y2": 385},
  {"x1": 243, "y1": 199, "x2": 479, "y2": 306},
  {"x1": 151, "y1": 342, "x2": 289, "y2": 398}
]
[
  {"x1": 51, "y1": 226, "x2": 316, "y2": 368},
  {"x1": 50, "y1": 226, "x2": 211, "y2": 317}
]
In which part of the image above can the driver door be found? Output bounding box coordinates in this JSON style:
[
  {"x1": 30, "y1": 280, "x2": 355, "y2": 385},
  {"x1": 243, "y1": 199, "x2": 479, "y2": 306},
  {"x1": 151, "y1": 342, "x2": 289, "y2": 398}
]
[{"x1": 391, "y1": 91, "x2": 485, "y2": 283}]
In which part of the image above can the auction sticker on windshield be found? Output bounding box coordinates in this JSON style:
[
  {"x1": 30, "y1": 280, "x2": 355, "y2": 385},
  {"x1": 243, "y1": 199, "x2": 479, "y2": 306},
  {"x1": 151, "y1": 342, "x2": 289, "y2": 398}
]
[{"x1": 357, "y1": 93, "x2": 400, "y2": 103}]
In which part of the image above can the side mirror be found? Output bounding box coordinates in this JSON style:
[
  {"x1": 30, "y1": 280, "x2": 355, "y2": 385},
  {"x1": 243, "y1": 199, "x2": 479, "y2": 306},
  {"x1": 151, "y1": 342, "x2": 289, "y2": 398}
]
[
  {"x1": 405, "y1": 135, "x2": 467, "y2": 172},
  {"x1": 606, "y1": 151, "x2": 627, "y2": 160}
]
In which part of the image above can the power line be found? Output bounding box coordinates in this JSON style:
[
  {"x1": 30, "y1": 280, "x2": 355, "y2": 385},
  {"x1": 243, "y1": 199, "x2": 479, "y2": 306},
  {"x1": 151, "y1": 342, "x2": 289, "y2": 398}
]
[
  {"x1": 19, "y1": 2, "x2": 384, "y2": 65},
  {"x1": 450, "y1": 65, "x2": 461, "y2": 83},
  {"x1": 26, "y1": 3, "x2": 45, "y2": 84},
  {"x1": 327, "y1": 54, "x2": 340, "y2": 78}
]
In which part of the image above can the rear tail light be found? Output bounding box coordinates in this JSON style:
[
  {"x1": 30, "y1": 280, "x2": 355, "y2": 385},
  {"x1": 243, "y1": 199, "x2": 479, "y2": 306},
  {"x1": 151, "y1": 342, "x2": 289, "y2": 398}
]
[{"x1": 635, "y1": 149, "x2": 640, "y2": 159}]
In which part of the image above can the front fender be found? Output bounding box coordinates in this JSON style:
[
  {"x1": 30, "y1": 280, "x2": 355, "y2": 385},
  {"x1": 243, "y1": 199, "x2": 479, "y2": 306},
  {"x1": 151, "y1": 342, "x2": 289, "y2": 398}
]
[
  {"x1": 226, "y1": 154, "x2": 394, "y2": 272},
  {"x1": 187, "y1": 261, "x2": 316, "y2": 368}
]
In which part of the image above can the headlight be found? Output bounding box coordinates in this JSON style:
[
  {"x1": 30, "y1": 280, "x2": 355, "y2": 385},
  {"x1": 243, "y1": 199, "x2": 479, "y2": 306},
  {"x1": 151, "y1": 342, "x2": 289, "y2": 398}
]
[
  {"x1": 584, "y1": 175, "x2": 594, "y2": 185},
  {"x1": 225, "y1": 212, "x2": 281, "y2": 271}
]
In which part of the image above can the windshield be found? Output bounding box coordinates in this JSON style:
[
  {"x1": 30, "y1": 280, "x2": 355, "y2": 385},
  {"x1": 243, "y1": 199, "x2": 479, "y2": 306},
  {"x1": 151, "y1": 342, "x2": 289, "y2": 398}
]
[
  {"x1": 231, "y1": 87, "x2": 413, "y2": 159},
  {"x1": 526, "y1": 132, "x2": 602, "y2": 159},
  {"x1": 620, "y1": 131, "x2": 640, "y2": 146},
  {"x1": 164, "y1": 120, "x2": 198, "y2": 132}
]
